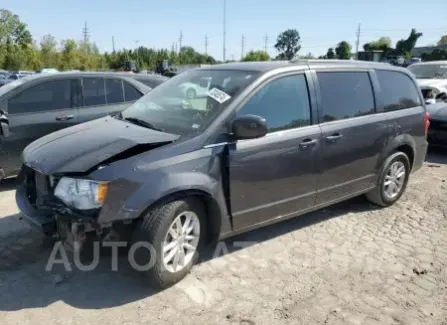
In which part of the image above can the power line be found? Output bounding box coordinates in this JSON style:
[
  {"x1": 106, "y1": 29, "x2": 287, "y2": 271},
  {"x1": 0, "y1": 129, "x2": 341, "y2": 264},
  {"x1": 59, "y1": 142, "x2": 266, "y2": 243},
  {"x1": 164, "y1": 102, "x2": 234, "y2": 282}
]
[
  {"x1": 263, "y1": 34, "x2": 268, "y2": 53},
  {"x1": 241, "y1": 34, "x2": 245, "y2": 59},
  {"x1": 205, "y1": 35, "x2": 209, "y2": 55}
]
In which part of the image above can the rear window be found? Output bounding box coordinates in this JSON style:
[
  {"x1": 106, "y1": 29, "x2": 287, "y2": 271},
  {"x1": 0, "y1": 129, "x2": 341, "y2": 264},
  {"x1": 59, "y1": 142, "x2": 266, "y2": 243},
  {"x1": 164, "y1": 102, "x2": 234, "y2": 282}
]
[
  {"x1": 376, "y1": 70, "x2": 421, "y2": 111},
  {"x1": 317, "y1": 72, "x2": 375, "y2": 122}
]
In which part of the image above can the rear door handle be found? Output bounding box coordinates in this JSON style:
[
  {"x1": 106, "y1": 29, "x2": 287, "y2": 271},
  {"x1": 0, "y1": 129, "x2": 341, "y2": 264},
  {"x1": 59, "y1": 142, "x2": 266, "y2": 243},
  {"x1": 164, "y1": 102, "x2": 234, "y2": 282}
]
[
  {"x1": 56, "y1": 115, "x2": 75, "y2": 121},
  {"x1": 325, "y1": 133, "x2": 343, "y2": 142},
  {"x1": 299, "y1": 138, "x2": 318, "y2": 149}
]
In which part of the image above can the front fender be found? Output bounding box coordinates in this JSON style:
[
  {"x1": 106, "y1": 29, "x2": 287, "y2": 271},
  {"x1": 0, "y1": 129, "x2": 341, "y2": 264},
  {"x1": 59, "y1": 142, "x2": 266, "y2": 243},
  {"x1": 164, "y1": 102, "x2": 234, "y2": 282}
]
[{"x1": 96, "y1": 150, "x2": 231, "y2": 235}]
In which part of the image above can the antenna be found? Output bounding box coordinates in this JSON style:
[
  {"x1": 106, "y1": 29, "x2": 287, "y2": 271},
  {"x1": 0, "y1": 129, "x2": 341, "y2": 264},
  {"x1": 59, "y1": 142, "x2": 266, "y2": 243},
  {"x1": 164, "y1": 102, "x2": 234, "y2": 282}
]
[{"x1": 223, "y1": 0, "x2": 226, "y2": 62}]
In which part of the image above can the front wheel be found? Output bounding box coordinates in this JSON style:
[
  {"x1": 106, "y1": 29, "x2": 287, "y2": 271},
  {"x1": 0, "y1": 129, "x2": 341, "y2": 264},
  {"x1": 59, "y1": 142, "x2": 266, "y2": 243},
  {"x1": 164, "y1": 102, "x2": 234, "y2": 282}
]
[
  {"x1": 366, "y1": 151, "x2": 411, "y2": 207},
  {"x1": 131, "y1": 198, "x2": 205, "y2": 288}
]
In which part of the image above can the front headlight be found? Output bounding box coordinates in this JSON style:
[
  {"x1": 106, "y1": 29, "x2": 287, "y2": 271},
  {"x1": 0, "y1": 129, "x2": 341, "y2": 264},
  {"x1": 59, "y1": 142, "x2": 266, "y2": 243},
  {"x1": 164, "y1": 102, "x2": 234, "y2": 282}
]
[{"x1": 54, "y1": 177, "x2": 109, "y2": 210}]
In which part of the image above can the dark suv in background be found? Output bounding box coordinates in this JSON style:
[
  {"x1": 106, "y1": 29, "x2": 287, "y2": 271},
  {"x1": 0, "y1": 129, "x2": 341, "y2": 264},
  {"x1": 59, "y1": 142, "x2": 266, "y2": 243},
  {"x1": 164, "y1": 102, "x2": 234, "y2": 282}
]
[
  {"x1": 16, "y1": 60, "x2": 428, "y2": 288},
  {"x1": 0, "y1": 72, "x2": 167, "y2": 180}
]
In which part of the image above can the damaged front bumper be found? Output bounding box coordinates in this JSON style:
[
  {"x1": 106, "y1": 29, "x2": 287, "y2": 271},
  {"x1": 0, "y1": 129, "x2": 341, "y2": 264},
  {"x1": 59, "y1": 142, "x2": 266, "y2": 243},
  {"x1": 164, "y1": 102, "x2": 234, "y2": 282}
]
[{"x1": 15, "y1": 166, "x2": 102, "y2": 238}]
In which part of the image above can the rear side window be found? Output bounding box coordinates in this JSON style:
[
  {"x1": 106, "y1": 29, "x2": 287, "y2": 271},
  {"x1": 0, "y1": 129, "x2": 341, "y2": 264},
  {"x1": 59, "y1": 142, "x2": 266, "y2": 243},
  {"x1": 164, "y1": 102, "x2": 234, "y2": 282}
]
[
  {"x1": 105, "y1": 79, "x2": 124, "y2": 104},
  {"x1": 376, "y1": 70, "x2": 421, "y2": 111},
  {"x1": 237, "y1": 74, "x2": 311, "y2": 132},
  {"x1": 8, "y1": 79, "x2": 72, "y2": 114},
  {"x1": 317, "y1": 72, "x2": 375, "y2": 122},
  {"x1": 123, "y1": 81, "x2": 142, "y2": 102},
  {"x1": 83, "y1": 78, "x2": 106, "y2": 106}
]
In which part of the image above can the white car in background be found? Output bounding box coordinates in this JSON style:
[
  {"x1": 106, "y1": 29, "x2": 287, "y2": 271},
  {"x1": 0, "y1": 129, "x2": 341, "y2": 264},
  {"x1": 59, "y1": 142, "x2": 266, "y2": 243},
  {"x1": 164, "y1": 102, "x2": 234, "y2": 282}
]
[
  {"x1": 178, "y1": 77, "x2": 211, "y2": 99},
  {"x1": 407, "y1": 61, "x2": 447, "y2": 104}
]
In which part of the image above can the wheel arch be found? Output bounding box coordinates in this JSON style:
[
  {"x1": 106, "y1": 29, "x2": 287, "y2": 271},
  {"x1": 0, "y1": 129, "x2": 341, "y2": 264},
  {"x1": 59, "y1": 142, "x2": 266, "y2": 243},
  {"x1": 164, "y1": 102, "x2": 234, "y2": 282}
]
[
  {"x1": 380, "y1": 134, "x2": 416, "y2": 171},
  {"x1": 137, "y1": 188, "x2": 224, "y2": 246}
]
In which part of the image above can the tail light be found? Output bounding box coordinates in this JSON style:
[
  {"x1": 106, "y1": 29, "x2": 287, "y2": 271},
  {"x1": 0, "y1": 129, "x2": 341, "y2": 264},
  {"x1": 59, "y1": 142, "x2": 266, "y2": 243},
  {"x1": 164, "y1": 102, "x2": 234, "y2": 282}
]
[{"x1": 425, "y1": 112, "x2": 430, "y2": 136}]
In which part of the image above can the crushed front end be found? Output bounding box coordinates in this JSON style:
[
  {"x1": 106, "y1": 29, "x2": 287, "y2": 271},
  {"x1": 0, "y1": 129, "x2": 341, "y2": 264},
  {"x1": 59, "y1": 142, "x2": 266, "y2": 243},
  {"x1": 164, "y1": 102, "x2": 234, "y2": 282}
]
[{"x1": 16, "y1": 165, "x2": 113, "y2": 251}]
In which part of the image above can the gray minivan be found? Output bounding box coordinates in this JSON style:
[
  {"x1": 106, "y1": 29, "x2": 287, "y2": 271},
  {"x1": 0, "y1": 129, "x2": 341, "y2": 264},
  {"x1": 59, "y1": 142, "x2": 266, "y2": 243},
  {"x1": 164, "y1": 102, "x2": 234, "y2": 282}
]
[{"x1": 15, "y1": 60, "x2": 428, "y2": 288}]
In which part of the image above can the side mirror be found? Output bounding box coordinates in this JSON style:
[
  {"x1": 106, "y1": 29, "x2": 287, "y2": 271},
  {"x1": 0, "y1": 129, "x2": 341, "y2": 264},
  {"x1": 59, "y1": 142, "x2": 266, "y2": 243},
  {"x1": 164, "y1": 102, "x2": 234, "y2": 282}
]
[
  {"x1": 0, "y1": 112, "x2": 9, "y2": 137},
  {"x1": 232, "y1": 114, "x2": 267, "y2": 140},
  {"x1": 436, "y1": 92, "x2": 447, "y2": 101}
]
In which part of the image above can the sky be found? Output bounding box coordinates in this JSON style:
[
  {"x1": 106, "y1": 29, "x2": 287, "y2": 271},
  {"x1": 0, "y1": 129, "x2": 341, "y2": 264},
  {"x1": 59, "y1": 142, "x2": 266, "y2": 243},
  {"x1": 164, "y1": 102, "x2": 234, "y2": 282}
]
[{"x1": 4, "y1": 0, "x2": 447, "y2": 61}]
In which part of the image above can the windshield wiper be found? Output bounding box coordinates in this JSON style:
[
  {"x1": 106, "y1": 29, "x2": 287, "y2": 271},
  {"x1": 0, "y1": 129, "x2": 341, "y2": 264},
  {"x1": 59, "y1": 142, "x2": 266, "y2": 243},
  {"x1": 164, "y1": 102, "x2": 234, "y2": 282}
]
[{"x1": 123, "y1": 117, "x2": 164, "y2": 132}]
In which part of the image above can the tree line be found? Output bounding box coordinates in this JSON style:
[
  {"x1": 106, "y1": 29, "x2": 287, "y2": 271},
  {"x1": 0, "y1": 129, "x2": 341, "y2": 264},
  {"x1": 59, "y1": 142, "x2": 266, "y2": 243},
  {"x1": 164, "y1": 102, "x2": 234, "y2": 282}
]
[{"x1": 1, "y1": 8, "x2": 446, "y2": 72}]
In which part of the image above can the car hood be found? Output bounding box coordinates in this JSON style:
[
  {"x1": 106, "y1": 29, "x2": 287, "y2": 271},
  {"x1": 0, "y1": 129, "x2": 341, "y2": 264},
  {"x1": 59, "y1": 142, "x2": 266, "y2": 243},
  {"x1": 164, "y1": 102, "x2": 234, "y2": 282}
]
[
  {"x1": 23, "y1": 116, "x2": 180, "y2": 175},
  {"x1": 427, "y1": 102, "x2": 447, "y2": 120},
  {"x1": 417, "y1": 79, "x2": 447, "y2": 91}
]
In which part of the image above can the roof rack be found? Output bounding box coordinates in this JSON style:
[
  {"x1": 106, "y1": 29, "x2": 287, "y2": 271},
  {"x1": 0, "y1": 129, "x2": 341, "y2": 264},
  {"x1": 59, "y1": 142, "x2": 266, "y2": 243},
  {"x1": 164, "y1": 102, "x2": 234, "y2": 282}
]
[{"x1": 289, "y1": 59, "x2": 388, "y2": 65}]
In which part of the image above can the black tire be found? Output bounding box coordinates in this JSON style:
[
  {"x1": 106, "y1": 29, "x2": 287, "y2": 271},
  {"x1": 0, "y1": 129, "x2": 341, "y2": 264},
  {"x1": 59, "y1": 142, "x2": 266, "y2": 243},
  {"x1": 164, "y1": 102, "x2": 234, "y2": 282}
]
[
  {"x1": 131, "y1": 197, "x2": 206, "y2": 289},
  {"x1": 366, "y1": 151, "x2": 411, "y2": 207},
  {"x1": 186, "y1": 88, "x2": 196, "y2": 99}
]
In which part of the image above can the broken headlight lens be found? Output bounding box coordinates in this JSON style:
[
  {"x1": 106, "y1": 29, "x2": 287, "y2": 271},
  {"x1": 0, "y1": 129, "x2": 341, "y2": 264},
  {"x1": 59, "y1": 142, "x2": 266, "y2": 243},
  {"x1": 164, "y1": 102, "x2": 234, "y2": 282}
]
[{"x1": 54, "y1": 177, "x2": 109, "y2": 210}]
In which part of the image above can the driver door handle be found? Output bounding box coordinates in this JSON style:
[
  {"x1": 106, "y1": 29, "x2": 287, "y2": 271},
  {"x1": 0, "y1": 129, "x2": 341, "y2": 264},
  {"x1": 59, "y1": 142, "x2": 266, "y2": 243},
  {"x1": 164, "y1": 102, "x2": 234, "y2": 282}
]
[
  {"x1": 325, "y1": 133, "x2": 343, "y2": 142},
  {"x1": 56, "y1": 115, "x2": 75, "y2": 121},
  {"x1": 299, "y1": 138, "x2": 318, "y2": 149}
]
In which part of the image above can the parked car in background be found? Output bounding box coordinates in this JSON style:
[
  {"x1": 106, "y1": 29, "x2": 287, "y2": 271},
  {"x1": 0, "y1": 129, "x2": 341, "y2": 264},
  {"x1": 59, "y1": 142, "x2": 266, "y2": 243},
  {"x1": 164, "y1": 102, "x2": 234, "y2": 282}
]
[
  {"x1": 178, "y1": 76, "x2": 211, "y2": 99},
  {"x1": 426, "y1": 101, "x2": 447, "y2": 147},
  {"x1": 15, "y1": 60, "x2": 427, "y2": 288},
  {"x1": 0, "y1": 71, "x2": 157, "y2": 180},
  {"x1": 408, "y1": 61, "x2": 447, "y2": 103},
  {"x1": 36, "y1": 68, "x2": 59, "y2": 74},
  {"x1": 405, "y1": 57, "x2": 421, "y2": 66}
]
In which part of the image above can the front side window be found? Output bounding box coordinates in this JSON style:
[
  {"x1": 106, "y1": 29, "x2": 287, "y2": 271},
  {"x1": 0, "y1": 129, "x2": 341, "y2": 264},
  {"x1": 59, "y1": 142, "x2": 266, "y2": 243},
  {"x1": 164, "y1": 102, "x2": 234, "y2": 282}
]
[
  {"x1": 105, "y1": 78, "x2": 124, "y2": 104},
  {"x1": 121, "y1": 69, "x2": 260, "y2": 136},
  {"x1": 8, "y1": 79, "x2": 72, "y2": 114},
  {"x1": 317, "y1": 72, "x2": 375, "y2": 122},
  {"x1": 376, "y1": 70, "x2": 421, "y2": 111},
  {"x1": 237, "y1": 74, "x2": 311, "y2": 132},
  {"x1": 83, "y1": 78, "x2": 106, "y2": 107}
]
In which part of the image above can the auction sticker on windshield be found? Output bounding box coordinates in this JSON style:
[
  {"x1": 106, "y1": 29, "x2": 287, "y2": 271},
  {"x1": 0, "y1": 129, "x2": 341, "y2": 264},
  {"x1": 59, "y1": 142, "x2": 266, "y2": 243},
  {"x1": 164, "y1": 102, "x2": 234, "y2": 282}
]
[{"x1": 207, "y1": 88, "x2": 231, "y2": 104}]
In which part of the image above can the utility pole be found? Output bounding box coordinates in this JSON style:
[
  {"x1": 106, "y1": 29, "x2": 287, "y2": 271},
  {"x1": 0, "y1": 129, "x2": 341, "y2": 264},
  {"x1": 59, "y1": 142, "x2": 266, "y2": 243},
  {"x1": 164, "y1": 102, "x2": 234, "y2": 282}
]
[
  {"x1": 175, "y1": 42, "x2": 178, "y2": 53},
  {"x1": 134, "y1": 40, "x2": 139, "y2": 64},
  {"x1": 178, "y1": 31, "x2": 183, "y2": 53},
  {"x1": 223, "y1": 0, "x2": 226, "y2": 62},
  {"x1": 82, "y1": 21, "x2": 90, "y2": 54},
  {"x1": 263, "y1": 34, "x2": 268, "y2": 53},
  {"x1": 112, "y1": 36, "x2": 115, "y2": 52},
  {"x1": 171, "y1": 42, "x2": 175, "y2": 53},
  {"x1": 355, "y1": 23, "x2": 361, "y2": 60},
  {"x1": 241, "y1": 35, "x2": 245, "y2": 60},
  {"x1": 205, "y1": 35, "x2": 209, "y2": 55}
]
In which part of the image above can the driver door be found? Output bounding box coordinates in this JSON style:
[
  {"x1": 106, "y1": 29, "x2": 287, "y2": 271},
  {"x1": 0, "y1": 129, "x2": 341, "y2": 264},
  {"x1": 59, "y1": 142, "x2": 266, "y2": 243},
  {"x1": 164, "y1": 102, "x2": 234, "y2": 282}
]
[{"x1": 229, "y1": 73, "x2": 322, "y2": 231}]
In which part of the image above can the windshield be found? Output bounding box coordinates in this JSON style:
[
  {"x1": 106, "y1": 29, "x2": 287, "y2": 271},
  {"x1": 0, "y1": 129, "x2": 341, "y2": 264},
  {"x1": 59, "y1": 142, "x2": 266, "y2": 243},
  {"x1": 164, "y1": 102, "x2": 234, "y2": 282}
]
[
  {"x1": 121, "y1": 69, "x2": 260, "y2": 136},
  {"x1": 0, "y1": 74, "x2": 41, "y2": 97},
  {"x1": 408, "y1": 64, "x2": 447, "y2": 79}
]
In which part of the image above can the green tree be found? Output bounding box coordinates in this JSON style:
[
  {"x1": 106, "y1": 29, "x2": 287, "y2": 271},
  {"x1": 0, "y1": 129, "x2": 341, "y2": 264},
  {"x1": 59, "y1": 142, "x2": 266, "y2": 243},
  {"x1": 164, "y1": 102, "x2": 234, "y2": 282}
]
[
  {"x1": 302, "y1": 52, "x2": 315, "y2": 59},
  {"x1": 395, "y1": 29, "x2": 423, "y2": 58},
  {"x1": 363, "y1": 37, "x2": 392, "y2": 56},
  {"x1": 274, "y1": 29, "x2": 301, "y2": 60},
  {"x1": 438, "y1": 35, "x2": 447, "y2": 46},
  {"x1": 335, "y1": 41, "x2": 352, "y2": 59},
  {"x1": 326, "y1": 48, "x2": 335, "y2": 59},
  {"x1": 40, "y1": 34, "x2": 58, "y2": 68},
  {"x1": 421, "y1": 49, "x2": 447, "y2": 61},
  {"x1": 242, "y1": 50, "x2": 270, "y2": 61},
  {"x1": 0, "y1": 9, "x2": 32, "y2": 46}
]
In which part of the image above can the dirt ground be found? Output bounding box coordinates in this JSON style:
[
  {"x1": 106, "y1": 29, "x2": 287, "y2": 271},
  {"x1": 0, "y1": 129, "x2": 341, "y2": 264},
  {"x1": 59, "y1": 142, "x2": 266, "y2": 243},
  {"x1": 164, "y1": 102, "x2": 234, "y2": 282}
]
[{"x1": 0, "y1": 151, "x2": 446, "y2": 325}]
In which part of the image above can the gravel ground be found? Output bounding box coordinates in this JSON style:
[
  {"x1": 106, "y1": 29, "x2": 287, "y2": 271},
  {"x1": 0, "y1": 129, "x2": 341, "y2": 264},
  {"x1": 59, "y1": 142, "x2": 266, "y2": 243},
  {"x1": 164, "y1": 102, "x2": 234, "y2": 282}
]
[{"x1": 0, "y1": 151, "x2": 446, "y2": 325}]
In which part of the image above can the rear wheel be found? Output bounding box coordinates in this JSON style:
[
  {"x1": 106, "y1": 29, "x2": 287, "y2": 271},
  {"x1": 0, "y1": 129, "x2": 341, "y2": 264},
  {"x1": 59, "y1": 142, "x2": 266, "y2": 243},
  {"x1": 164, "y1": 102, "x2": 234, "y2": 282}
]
[
  {"x1": 131, "y1": 198, "x2": 205, "y2": 288},
  {"x1": 366, "y1": 151, "x2": 410, "y2": 207}
]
